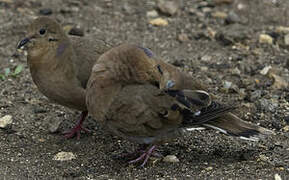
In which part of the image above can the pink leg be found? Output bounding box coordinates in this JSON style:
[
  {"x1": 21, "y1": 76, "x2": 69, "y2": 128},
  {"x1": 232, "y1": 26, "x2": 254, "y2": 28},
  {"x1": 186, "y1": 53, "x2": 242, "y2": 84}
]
[
  {"x1": 128, "y1": 145, "x2": 157, "y2": 167},
  {"x1": 63, "y1": 111, "x2": 90, "y2": 139}
]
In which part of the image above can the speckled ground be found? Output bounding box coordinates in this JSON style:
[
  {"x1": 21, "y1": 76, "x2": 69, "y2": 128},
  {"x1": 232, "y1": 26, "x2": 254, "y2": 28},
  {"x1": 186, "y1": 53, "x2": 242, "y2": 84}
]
[{"x1": 0, "y1": 0, "x2": 288, "y2": 179}]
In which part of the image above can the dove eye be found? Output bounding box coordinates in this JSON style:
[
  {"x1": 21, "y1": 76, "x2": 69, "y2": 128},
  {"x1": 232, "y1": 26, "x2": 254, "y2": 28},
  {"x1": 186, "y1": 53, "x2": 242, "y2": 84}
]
[
  {"x1": 39, "y1": 28, "x2": 46, "y2": 35},
  {"x1": 157, "y1": 64, "x2": 163, "y2": 75}
]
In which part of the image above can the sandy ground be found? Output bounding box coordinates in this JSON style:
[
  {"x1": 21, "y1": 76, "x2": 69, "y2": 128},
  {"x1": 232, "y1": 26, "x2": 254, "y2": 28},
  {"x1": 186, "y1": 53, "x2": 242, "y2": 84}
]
[{"x1": 0, "y1": 0, "x2": 289, "y2": 179}]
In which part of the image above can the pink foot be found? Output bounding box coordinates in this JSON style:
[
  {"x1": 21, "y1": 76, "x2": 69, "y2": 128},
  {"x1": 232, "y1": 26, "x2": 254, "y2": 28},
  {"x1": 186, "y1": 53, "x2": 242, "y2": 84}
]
[
  {"x1": 128, "y1": 145, "x2": 157, "y2": 167},
  {"x1": 63, "y1": 111, "x2": 90, "y2": 139}
]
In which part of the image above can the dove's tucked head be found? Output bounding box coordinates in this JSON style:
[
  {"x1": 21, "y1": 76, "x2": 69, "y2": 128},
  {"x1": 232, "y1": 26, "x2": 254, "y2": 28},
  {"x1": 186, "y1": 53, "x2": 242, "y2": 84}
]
[
  {"x1": 157, "y1": 64, "x2": 178, "y2": 90},
  {"x1": 17, "y1": 17, "x2": 69, "y2": 59}
]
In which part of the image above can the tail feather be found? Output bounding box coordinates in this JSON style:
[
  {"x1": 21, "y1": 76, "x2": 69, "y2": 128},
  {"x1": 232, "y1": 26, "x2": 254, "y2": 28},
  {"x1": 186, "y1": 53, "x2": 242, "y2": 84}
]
[
  {"x1": 203, "y1": 113, "x2": 274, "y2": 141},
  {"x1": 166, "y1": 89, "x2": 274, "y2": 141},
  {"x1": 182, "y1": 101, "x2": 235, "y2": 126}
]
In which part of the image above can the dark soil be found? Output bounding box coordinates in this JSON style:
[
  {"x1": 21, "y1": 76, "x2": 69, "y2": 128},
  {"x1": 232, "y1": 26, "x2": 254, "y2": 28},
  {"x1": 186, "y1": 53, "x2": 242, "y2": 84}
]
[{"x1": 0, "y1": 0, "x2": 289, "y2": 179}]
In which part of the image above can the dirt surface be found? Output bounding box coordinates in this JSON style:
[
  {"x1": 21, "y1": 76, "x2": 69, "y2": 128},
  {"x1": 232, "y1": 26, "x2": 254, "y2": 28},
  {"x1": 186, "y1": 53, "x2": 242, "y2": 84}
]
[{"x1": 0, "y1": 0, "x2": 289, "y2": 179}]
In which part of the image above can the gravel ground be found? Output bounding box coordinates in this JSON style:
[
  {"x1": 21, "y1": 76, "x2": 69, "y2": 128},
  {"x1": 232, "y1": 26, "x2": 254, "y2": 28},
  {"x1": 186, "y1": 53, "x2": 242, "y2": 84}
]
[{"x1": 0, "y1": 0, "x2": 289, "y2": 179}]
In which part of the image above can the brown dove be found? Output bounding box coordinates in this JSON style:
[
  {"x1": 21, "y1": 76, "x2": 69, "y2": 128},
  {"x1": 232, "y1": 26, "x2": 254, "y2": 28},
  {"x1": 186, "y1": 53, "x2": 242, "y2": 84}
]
[
  {"x1": 86, "y1": 44, "x2": 273, "y2": 166},
  {"x1": 17, "y1": 17, "x2": 111, "y2": 139}
]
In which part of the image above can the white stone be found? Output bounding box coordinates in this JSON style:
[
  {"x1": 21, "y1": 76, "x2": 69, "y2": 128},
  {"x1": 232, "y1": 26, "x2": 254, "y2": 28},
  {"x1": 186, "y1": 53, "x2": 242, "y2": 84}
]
[
  {"x1": 284, "y1": 34, "x2": 289, "y2": 45},
  {"x1": 53, "y1": 152, "x2": 76, "y2": 161},
  {"x1": 259, "y1": 34, "x2": 273, "y2": 44},
  {"x1": 163, "y1": 155, "x2": 179, "y2": 163},
  {"x1": 260, "y1": 65, "x2": 272, "y2": 75},
  {"x1": 0, "y1": 115, "x2": 13, "y2": 128},
  {"x1": 274, "y1": 174, "x2": 282, "y2": 180},
  {"x1": 146, "y1": 10, "x2": 158, "y2": 18}
]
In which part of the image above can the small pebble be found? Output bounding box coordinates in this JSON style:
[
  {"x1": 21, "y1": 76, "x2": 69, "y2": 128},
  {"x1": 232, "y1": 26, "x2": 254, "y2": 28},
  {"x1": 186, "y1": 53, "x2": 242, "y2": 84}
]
[
  {"x1": 223, "y1": 81, "x2": 232, "y2": 89},
  {"x1": 48, "y1": 118, "x2": 62, "y2": 133},
  {"x1": 274, "y1": 174, "x2": 282, "y2": 180},
  {"x1": 53, "y1": 152, "x2": 76, "y2": 161},
  {"x1": 157, "y1": 0, "x2": 179, "y2": 16},
  {"x1": 231, "y1": 67, "x2": 241, "y2": 75},
  {"x1": 259, "y1": 154, "x2": 269, "y2": 162},
  {"x1": 260, "y1": 65, "x2": 272, "y2": 75},
  {"x1": 201, "y1": 55, "x2": 212, "y2": 62},
  {"x1": 163, "y1": 155, "x2": 180, "y2": 163},
  {"x1": 226, "y1": 11, "x2": 241, "y2": 24},
  {"x1": 149, "y1": 18, "x2": 168, "y2": 26},
  {"x1": 205, "y1": 166, "x2": 213, "y2": 171},
  {"x1": 211, "y1": 11, "x2": 227, "y2": 19},
  {"x1": 39, "y1": 8, "x2": 53, "y2": 15},
  {"x1": 178, "y1": 33, "x2": 189, "y2": 42},
  {"x1": 0, "y1": 115, "x2": 13, "y2": 128},
  {"x1": 276, "y1": 26, "x2": 289, "y2": 33},
  {"x1": 283, "y1": 125, "x2": 289, "y2": 132},
  {"x1": 259, "y1": 34, "x2": 273, "y2": 44},
  {"x1": 146, "y1": 10, "x2": 158, "y2": 18}
]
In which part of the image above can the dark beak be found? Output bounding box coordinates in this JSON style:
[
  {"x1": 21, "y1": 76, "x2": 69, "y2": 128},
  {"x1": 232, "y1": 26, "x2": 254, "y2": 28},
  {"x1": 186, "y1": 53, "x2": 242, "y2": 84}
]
[{"x1": 17, "y1": 37, "x2": 30, "y2": 49}]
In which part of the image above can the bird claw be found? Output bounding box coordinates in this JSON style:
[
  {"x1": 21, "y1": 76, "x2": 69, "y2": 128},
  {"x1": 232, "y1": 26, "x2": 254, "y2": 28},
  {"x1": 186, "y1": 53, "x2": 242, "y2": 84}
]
[
  {"x1": 63, "y1": 125, "x2": 91, "y2": 140},
  {"x1": 128, "y1": 145, "x2": 157, "y2": 167},
  {"x1": 62, "y1": 111, "x2": 89, "y2": 140}
]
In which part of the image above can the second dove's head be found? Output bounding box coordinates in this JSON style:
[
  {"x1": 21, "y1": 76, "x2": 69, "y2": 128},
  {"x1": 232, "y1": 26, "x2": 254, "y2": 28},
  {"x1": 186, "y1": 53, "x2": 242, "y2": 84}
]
[{"x1": 17, "y1": 17, "x2": 68, "y2": 58}]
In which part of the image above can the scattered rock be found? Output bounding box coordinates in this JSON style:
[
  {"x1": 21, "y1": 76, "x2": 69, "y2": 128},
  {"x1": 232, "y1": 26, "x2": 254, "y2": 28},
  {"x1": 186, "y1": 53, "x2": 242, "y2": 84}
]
[
  {"x1": 68, "y1": 27, "x2": 84, "y2": 36},
  {"x1": 211, "y1": 11, "x2": 227, "y2": 19},
  {"x1": 207, "y1": 27, "x2": 217, "y2": 38},
  {"x1": 231, "y1": 67, "x2": 241, "y2": 75},
  {"x1": 157, "y1": 0, "x2": 179, "y2": 16},
  {"x1": 0, "y1": 115, "x2": 13, "y2": 128},
  {"x1": 178, "y1": 33, "x2": 189, "y2": 42},
  {"x1": 284, "y1": 34, "x2": 289, "y2": 45},
  {"x1": 48, "y1": 118, "x2": 62, "y2": 133},
  {"x1": 201, "y1": 55, "x2": 212, "y2": 62},
  {"x1": 259, "y1": 34, "x2": 273, "y2": 44},
  {"x1": 260, "y1": 65, "x2": 272, "y2": 75},
  {"x1": 274, "y1": 173, "x2": 282, "y2": 180},
  {"x1": 53, "y1": 152, "x2": 76, "y2": 161},
  {"x1": 149, "y1": 18, "x2": 168, "y2": 26},
  {"x1": 225, "y1": 11, "x2": 242, "y2": 24},
  {"x1": 223, "y1": 81, "x2": 232, "y2": 89},
  {"x1": 259, "y1": 154, "x2": 269, "y2": 162},
  {"x1": 146, "y1": 10, "x2": 158, "y2": 18},
  {"x1": 163, "y1": 155, "x2": 180, "y2": 163},
  {"x1": 283, "y1": 125, "x2": 289, "y2": 132},
  {"x1": 215, "y1": 24, "x2": 249, "y2": 45},
  {"x1": 276, "y1": 26, "x2": 289, "y2": 34},
  {"x1": 39, "y1": 8, "x2": 53, "y2": 15},
  {"x1": 221, "y1": 81, "x2": 239, "y2": 93},
  {"x1": 205, "y1": 166, "x2": 213, "y2": 171},
  {"x1": 269, "y1": 73, "x2": 288, "y2": 89}
]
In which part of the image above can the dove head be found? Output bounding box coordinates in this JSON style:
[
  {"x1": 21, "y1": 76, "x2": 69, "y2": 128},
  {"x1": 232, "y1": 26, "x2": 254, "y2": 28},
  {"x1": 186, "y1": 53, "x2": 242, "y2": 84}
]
[
  {"x1": 17, "y1": 17, "x2": 69, "y2": 59},
  {"x1": 157, "y1": 64, "x2": 179, "y2": 90}
]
